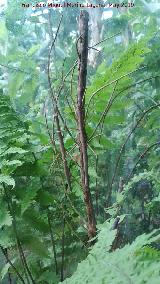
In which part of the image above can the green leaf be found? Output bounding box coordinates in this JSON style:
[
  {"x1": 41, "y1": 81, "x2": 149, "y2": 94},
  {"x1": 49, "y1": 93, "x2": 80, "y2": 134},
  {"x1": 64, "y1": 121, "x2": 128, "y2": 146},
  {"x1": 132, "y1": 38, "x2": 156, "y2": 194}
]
[
  {"x1": 27, "y1": 44, "x2": 40, "y2": 56},
  {"x1": 0, "y1": 203, "x2": 12, "y2": 228},
  {"x1": 21, "y1": 234, "x2": 50, "y2": 258},
  {"x1": 0, "y1": 174, "x2": 15, "y2": 187},
  {"x1": 21, "y1": 187, "x2": 39, "y2": 214},
  {"x1": 0, "y1": 147, "x2": 28, "y2": 156}
]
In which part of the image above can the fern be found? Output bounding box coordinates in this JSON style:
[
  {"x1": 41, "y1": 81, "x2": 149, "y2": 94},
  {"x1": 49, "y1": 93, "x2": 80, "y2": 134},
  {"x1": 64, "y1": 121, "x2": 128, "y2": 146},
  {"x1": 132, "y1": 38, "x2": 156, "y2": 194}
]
[
  {"x1": 0, "y1": 201, "x2": 12, "y2": 228},
  {"x1": 62, "y1": 220, "x2": 160, "y2": 284}
]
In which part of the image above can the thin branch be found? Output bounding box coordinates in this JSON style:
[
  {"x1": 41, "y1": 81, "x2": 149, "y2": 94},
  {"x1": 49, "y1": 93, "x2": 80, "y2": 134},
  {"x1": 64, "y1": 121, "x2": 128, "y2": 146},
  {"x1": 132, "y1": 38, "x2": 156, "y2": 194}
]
[
  {"x1": 127, "y1": 141, "x2": 160, "y2": 182},
  {"x1": 88, "y1": 75, "x2": 160, "y2": 143},
  {"x1": 56, "y1": 59, "x2": 78, "y2": 101},
  {"x1": 65, "y1": 218, "x2": 88, "y2": 249},
  {"x1": 70, "y1": 62, "x2": 77, "y2": 113},
  {"x1": 109, "y1": 104, "x2": 160, "y2": 197},
  {"x1": 89, "y1": 32, "x2": 121, "y2": 49},
  {"x1": 89, "y1": 81, "x2": 118, "y2": 140},
  {"x1": 47, "y1": 15, "x2": 72, "y2": 191},
  {"x1": 85, "y1": 66, "x2": 146, "y2": 119}
]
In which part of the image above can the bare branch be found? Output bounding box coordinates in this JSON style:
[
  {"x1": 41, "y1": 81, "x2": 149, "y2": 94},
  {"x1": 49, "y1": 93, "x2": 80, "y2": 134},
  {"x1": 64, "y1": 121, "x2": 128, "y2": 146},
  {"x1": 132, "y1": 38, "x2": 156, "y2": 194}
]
[
  {"x1": 85, "y1": 66, "x2": 146, "y2": 119},
  {"x1": 109, "y1": 104, "x2": 160, "y2": 197},
  {"x1": 89, "y1": 32, "x2": 121, "y2": 49},
  {"x1": 127, "y1": 141, "x2": 160, "y2": 182}
]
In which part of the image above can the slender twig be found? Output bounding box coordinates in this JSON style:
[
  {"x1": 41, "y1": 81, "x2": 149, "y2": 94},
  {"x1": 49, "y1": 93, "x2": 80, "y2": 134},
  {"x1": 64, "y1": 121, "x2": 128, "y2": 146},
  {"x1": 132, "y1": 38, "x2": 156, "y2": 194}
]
[
  {"x1": 61, "y1": 58, "x2": 66, "y2": 81},
  {"x1": 56, "y1": 59, "x2": 78, "y2": 101},
  {"x1": 85, "y1": 66, "x2": 146, "y2": 119},
  {"x1": 89, "y1": 81, "x2": 118, "y2": 140},
  {"x1": 66, "y1": 95, "x2": 76, "y2": 120},
  {"x1": 47, "y1": 15, "x2": 72, "y2": 191},
  {"x1": 109, "y1": 104, "x2": 160, "y2": 198},
  {"x1": 89, "y1": 32, "x2": 121, "y2": 49},
  {"x1": 50, "y1": 75, "x2": 160, "y2": 172},
  {"x1": 87, "y1": 75, "x2": 160, "y2": 143},
  {"x1": 65, "y1": 218, "x2": 88, "y2": 249},
  {"x1": 70, "y1": 62, "x2": 77, "y2": 113},
  {"x1": 127, "y1": 141, "x2": 160, "y2": 182},
  {"x1": 57, "y1": 107, "x2": 77, "y2": 143}
]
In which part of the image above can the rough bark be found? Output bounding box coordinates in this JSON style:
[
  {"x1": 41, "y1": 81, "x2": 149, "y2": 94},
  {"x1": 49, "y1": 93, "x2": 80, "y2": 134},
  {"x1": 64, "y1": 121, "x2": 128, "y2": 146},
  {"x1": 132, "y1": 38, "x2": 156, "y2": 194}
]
[{"x1": 76, "y1": 11, "x2": 96, "y2": 240}]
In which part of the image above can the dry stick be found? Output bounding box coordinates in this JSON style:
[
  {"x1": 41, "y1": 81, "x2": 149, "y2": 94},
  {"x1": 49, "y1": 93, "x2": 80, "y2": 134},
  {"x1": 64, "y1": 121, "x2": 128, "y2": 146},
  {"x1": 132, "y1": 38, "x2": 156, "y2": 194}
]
[
  {"x1": 76, "y1": 11, "x2": 96, "y2": 240},
  {"x1": 1, "y1": 247, "x2": 26, "y2": 284},
  {"x1": 85, "y1": 66, "x2": 146, "y2": 119},
  {"x1": 108, "y1": 104, "x2": 160, "y2": 205},
  {"x1": 47, "y1": 15, "x2": 72, "y2": 191},
  {"x1": 127, "y1": 141, "x2": 160, "y2": 182}
]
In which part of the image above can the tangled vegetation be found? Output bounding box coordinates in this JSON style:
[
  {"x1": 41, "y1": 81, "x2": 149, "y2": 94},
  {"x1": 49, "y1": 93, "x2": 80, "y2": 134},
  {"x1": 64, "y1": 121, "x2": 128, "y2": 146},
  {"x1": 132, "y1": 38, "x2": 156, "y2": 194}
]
[{"x1": 0, "y1": 0, "x2": 160, "y2": 283}]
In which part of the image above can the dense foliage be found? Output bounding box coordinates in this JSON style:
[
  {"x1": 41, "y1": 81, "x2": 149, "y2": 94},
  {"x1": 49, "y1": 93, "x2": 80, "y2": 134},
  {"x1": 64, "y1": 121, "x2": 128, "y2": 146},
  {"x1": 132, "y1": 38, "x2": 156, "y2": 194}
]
[{"x1": 0, "y1": 0, "x2": 160, "y2": 283}]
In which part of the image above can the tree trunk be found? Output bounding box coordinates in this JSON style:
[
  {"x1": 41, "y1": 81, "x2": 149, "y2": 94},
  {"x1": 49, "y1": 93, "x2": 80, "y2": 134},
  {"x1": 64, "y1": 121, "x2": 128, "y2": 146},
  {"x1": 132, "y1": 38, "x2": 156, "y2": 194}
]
[{"x1": 76, "y1": 11, "x2": 96, "y2": 240}]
